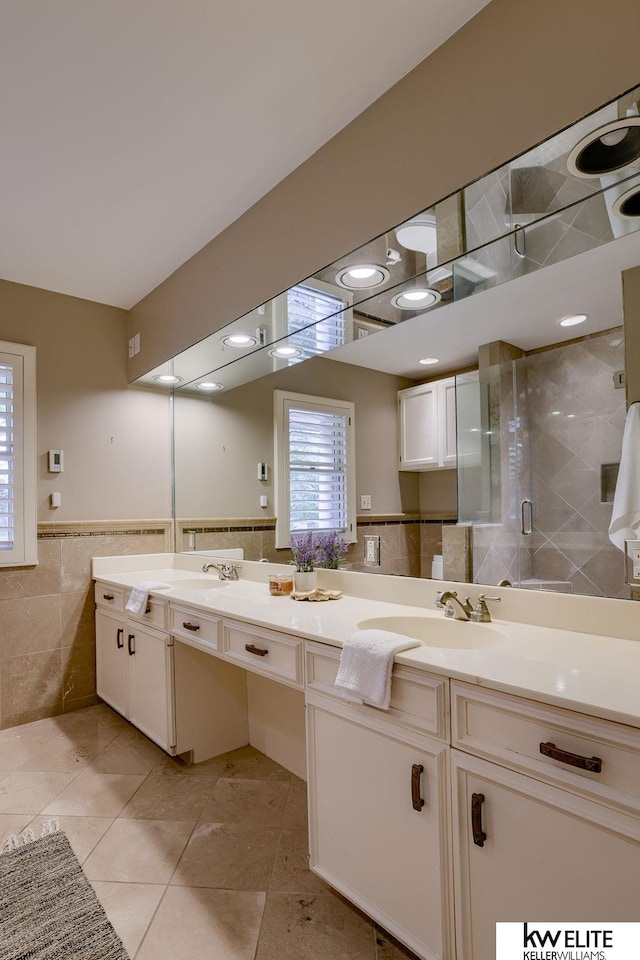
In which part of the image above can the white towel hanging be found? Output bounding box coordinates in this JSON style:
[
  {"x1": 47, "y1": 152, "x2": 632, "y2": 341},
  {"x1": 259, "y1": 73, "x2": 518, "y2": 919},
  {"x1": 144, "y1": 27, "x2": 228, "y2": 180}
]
[
  {"x1": 609, "y1": 402, "x2": 640, "y2": 552},
  {"x1": 334, "y1": 629, "x2": 420, "y2": 710}
]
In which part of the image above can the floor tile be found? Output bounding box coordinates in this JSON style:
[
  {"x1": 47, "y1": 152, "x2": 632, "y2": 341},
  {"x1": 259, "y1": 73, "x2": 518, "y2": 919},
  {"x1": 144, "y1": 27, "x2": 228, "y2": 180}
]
[
  {"x1": 374, "y1": 925, "x2": 423, "y2": 960},
  {"x1": 199, "y1": 778, "x2": 289, "y2": 826},
  {"x1": 216, "y1": 745, "x2": 298, "y2": 781},
  {"x1": 255, "y1": 891, "x2": 376, "y2": 960},
  {"x1": 42, "y1": 770, "x2": 145, "y2": 817},
  {"x1": 172, "y1": 820, "x2": 280, "y2": 890},
  {"x1": 136, "y1": 886, "x2": 266, "y2": 960},
  {"x1": 120, "y1": 774, "x2": 215, "y2": 820},
  {"x1": 91, "y1": 881, "x2": 165, "y2": 957},
  {"x1": 0, "y1": 704, "x2": 127, "y2": 743},
  {"x1": 28, "y1": 814, "x2": 113, "y2": 863},
  {"x1": 0, "y1": 812, "x2": 34, "y2": 838},
  {"x1": 83, "y1": 818, "x2": 194, "y2": 883},
  {"x1": 152, "y1": 752, "x2": 228, "y2": 778},
  {"x1": 282, "y1": 779, "x2": 308, "y2": 830},
  {"x1": 270, "y1": 827, "x2": 327, "y2": 894},
  {"x1": 15, "y1": 737, "x2": 102, "y2": 773},
  {"x1": 0, "y1": 771, "x2": 76, "y2": 814},
  {"x1": 88, "y1": 730, "x2": 167, "y2": 775}
]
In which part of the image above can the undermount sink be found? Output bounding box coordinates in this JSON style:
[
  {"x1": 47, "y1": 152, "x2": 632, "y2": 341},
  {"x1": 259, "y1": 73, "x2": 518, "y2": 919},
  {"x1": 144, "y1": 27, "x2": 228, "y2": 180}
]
[
  {"x1": 357, "y1": 616, "x2": 502, "y2": 649},
  {"x1": 167, "y1": 578, "x2": 230, "y2": 591}
]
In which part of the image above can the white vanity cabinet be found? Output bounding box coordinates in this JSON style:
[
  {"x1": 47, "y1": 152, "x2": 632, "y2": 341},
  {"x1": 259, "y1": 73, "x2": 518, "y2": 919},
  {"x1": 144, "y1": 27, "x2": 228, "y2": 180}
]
[
  {"x1": 450, "y1": 682, "x2": 640, "y2": 960},
  {"x1": 398, "y1": 377, "x2": 457, "y2": 471},
  {"x1": 95, "y1": 588, "x2": 175, "y2": 752},
  {"x1": 305, "y1": 641, "x2": 453, "y2": 960}
]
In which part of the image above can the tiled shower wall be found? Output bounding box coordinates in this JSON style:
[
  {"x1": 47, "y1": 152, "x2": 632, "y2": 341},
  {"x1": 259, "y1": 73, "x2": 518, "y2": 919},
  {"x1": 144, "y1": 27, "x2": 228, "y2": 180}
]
[
  {"x1": 0, "y1": 522, "x2": 171, "y2": 730},
  {"x1": 473, "y1": 329, "x2": 628, "y2": 596}
]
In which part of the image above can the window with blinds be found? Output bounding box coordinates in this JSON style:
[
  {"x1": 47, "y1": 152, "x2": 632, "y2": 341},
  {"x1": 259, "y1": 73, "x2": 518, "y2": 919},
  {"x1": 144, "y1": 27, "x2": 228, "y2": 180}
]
[
  {"x1": 0, "y1": 361, "x2": 16, "y2": 551},
  {"x1": 285, "y1": 283, "x2": 351, "y2": 361},
  {"x1": 274, "y1": 391, "x2": 356, "y2": 547},
  {"x1": 0, "y1": 343, "x2": 36, "y2": 567}
]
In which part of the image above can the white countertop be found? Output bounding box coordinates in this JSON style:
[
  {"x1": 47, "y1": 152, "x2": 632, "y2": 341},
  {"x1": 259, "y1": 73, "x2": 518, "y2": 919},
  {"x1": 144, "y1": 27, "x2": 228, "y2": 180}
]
[{"x1": 92, "y1": 554, "x2": 640, "y2": 731}]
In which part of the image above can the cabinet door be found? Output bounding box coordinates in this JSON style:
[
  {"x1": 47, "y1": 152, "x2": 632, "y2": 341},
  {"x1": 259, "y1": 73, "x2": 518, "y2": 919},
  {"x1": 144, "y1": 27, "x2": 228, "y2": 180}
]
[
  {"x1": 452, "y1": 752, "x2": 640, "y2": 960},
  {"x1": 307, "y1": 697, "x2": 453, "y2": 960},
  {"x1": 126, "y1": 622, "x2": 175, "y2": 751},
  {"x1": 96, "y1": 608, "x2": 127, "y2": 717},
  {"x1": 398, "y1": 383, "x2": 439, "y2": 470},
  {"x1": 439, "y1": 378, "x2": 457, "y2": 467}
]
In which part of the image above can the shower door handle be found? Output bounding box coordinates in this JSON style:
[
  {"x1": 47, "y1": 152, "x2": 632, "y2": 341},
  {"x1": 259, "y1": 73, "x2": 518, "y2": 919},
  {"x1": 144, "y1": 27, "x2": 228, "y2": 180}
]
[
  {"x1": 520, "y1": 499, "x2": 533, "y2": 535},
  {"x1": 514, "y1": 224, "x2": 526, "y2": 259}
]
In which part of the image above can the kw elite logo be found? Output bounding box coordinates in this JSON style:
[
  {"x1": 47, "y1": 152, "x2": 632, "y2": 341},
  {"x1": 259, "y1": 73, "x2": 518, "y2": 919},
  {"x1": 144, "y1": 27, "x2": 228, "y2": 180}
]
[{"x1": 496, "y1": 923, "x2": 640, "y2": 960}]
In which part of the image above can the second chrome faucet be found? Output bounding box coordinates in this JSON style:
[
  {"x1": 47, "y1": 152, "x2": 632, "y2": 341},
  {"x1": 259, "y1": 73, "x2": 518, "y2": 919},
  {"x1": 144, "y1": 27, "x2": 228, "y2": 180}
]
[{"x1": 435, "y1": 590, "x2": 501, "y2": 622}]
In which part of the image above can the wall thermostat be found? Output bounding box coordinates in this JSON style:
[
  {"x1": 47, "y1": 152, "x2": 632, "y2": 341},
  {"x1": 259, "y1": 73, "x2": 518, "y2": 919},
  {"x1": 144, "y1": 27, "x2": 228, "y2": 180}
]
[{"x1": 48, "y1": 450, "x2": 64, "y2": 473}]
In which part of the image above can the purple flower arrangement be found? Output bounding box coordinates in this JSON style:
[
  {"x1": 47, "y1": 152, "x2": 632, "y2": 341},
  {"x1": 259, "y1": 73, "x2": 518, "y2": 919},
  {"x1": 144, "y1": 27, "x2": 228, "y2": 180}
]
[{"x1": 289, "y1": 530, "x2": 349, "y2": 571}]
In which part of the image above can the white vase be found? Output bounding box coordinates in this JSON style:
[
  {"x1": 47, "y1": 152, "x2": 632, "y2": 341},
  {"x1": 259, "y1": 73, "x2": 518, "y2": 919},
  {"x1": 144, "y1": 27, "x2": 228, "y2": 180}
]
[{"x1": 294, "y1": 570, "x2": 316, "y2": 592}]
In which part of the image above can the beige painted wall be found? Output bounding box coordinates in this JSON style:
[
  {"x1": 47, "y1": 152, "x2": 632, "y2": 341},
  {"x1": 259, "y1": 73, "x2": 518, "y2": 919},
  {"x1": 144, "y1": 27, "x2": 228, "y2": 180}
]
[
  {"x1": 0, "y1": 279, "x2": 171, "y2": 521},
  {"x1": 623, "y1": 266, "x2": 640, "y2": 404},
  {"x1": 174, "y1": 356, "x2": 418, "y2": 519},
  {"x1": 128, "y1": 0, "x2": 640, "y2": 380}
]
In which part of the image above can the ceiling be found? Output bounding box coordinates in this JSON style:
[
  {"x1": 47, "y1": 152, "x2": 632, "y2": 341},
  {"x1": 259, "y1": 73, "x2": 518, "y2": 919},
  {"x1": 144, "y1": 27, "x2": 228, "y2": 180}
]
[{"x1": 0, "y1": 0, "x2": 491, "y2": 309}]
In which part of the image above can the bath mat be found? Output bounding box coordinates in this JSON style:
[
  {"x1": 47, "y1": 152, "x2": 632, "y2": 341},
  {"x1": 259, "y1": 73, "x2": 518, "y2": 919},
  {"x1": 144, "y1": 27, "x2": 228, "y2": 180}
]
[{"x1": 0, "y1": 824, "x2": 129, "y2": 960}]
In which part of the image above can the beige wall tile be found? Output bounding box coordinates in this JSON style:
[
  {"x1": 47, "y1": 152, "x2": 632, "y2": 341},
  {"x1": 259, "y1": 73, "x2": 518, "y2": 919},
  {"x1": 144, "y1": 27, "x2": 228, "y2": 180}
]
[
  {"x1": 0, "y1": 540, "x2": 61, "y2": 601},
  {"x1": 1, "y1": 650, "x2": 63, "y2": 719},
  {"x1": 0, "y1": 595, "x2": 61, "y2": 657},
  {"x1": 61, "y1": 588, "x2": 95, "y2": 647},
  {"x1": 62, "y1": 641, "x2": 97, "y2": 704}
]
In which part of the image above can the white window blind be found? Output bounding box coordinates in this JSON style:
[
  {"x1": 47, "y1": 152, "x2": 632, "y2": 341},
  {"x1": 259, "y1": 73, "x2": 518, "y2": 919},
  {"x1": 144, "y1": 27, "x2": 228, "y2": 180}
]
[
  {"x1": 286, "y1": 283, "x2": 350, "y2": 361},
  {"x1": 274, "y1": 391, "x2": 356, "y2": 548},
  {"x1": 288, "y1": 406, "x2": 349, "y2": 532},
  {"x1": 0, "y1": 343, "x2": 36, "y2": 567},
  {"x1": 0, "y1": 361, "x2": 15, "y2": 551}
]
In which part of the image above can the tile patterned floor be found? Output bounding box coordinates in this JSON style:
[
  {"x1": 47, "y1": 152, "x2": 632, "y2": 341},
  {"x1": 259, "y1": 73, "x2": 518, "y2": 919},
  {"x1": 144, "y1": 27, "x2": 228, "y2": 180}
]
[{"x1": 0, "y1": 703, "x2": 419, "y2": 960}]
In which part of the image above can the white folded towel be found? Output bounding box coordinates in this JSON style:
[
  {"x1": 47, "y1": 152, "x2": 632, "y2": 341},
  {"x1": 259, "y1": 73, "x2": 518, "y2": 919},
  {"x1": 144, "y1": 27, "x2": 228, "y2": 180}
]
[
  {"x1": 334, "y1": 629, "x2": 421, "y2": 710},
  {"x1": 609, "y1": 402, "x2": 640, "y2": 552},
  {"x1": 125, "y1": 581, "x2": 173, "y2": 615}
]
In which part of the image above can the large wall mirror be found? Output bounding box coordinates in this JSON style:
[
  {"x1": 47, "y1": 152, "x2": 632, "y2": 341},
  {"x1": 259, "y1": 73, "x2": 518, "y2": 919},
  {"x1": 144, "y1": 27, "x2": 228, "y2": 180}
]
[{"x1": 142, "y1": 82, "x2": 640, "y2": 601}]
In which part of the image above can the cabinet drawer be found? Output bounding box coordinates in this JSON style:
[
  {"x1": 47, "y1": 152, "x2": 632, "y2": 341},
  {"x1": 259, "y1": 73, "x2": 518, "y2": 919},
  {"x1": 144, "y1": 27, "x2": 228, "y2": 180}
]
[
  {"x1": 170, "y1": 604, "x2": 220, "y2": 653},
  {"x1": 127, "y1": 593, "x2": 167, "y2": 630},
  {"x1": 95, "y1": 582, "x2": 125, "y2": 611},
  {"x1": 222, "y1": 620, "x2": 303, "y2": 688},
  {"x1": 306, "y1": 640, "x2": 449, "y2": 741},
  {"x1": 452, "y1": 681, "x2": 640, "y2": 815}
]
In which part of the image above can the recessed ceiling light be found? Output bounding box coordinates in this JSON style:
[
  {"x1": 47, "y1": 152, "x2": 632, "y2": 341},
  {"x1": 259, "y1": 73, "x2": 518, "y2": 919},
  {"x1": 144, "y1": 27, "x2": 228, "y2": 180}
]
[
  {"x1": 222, "y1": 334, "x2": 257, "y2": 347},
  {"x1": 269, "y1": 346, "x2": 302, "y2": 359},
  {"x1": 567, "y1": 414, "x2": 576, "y2": 419},
  {"x1": 153, "y1": 374, "x2": 182, "y2": 385},
  {"x1": 551, "y1": 411, "x2": 561, "y2": 416},
  {"x1": 196, "y1": 382, "x2": 223, "y2": 392},
  {"x1": 559, "y1": 314, "x2": 587, "y2": 327},
  {"x1": 391, "y1": 288, "x2": 442, "y2": 310},
  {"x1": 419, "y1": 357, "x2": 439, "y2": 365},
  {"x1": 567, "y1": 118, "x2": 640, "y2": 177},
  {"x1": 335, "y1": 264, "x2": 390, "y2": 290}
]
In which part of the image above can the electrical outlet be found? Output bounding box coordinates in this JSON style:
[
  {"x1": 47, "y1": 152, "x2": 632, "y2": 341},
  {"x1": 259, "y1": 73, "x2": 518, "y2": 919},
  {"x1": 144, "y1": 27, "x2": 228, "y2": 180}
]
[
  {"x1": 360, "y1": 494, "x2": 372, "y2": 510},
  {"x1": 364, "y1": 535, "x2": 381, "y2": 566},
  {"x1": 133, "y1": 333, "x2": 141, "y2": 355},
  {"x1": 357, "y1": 327, "x2": 369, "y2": 339},
  {"x1": 128, "y1": 337, "x2": 136, "y2": 359},
  {"x1": 625, "y1": 539, "x2": 640, "y2": 583}
]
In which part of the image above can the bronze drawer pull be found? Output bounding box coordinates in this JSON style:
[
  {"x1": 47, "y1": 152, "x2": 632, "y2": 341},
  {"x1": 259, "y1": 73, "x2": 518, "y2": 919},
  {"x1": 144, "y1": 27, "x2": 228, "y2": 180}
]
[
  {"x1": 539, "y1": 741, "x2": 602, "y2": 773},
  {"x1": 102, "y1": 593, "x2": 115, "y2": 601},
  {"x1": 116, "y1": 627, "x2": 124, "y2": 649},
  {"x1": 245, "y1": 643, "x2": 269, "y2": 657},
  {"x1": 471, "y1": 792, "x2": 486, "y2": 847},
  {"x1": 411, "y1": 763, "x2": 425, "y2": 811},
  {"x1": 127, "y1": 633, "x2": 135, "y2": 656},
  {"x1": 182, "y1": 622, "x2": 201, "y2": 632}
]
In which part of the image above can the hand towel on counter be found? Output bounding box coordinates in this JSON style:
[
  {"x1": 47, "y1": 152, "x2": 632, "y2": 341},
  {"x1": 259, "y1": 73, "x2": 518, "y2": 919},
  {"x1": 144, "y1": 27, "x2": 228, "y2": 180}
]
[
  {"x1": 334, "y1": 629, "x2": 421, "y2": 710},
  {"x1": 609, "y1": 402, "x2": 640, "y2": 552},
  {"x1": 125, "y1": 581, "x2": 173, "y2": 615}
]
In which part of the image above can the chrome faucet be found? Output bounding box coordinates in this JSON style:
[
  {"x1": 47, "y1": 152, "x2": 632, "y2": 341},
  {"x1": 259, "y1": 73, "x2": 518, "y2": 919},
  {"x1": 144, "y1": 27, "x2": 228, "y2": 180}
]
[
  {"x1": 202, "y1": 561, "x2": 239, "y2": 580},
  {"x1": 435, "y1": 590, "x2": 473, "y2": 621},
  {"x1": 470, "y1": 594, "x2": 501, "y2": 622}
]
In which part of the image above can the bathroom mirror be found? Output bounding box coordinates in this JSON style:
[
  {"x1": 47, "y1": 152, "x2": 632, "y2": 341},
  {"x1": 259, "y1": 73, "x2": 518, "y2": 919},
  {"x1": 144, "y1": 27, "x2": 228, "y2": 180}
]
[{"x1": 163, "y1": 81, "x2": 640, "y2": 600}]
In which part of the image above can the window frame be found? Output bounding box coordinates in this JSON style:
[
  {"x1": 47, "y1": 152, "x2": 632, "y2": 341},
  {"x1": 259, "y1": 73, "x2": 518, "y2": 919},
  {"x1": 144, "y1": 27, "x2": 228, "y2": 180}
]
[
  {"x1": 0, "y1": 341, "x2": 37, "y2": 567},
  {"x1": 274, "y1": 389, "x2": 356, "y2": 549}
]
